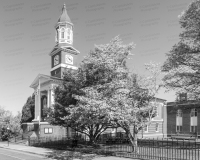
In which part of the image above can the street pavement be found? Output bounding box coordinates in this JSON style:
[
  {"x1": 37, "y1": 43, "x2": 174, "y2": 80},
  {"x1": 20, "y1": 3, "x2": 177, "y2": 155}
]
[
  {"x1": 0, "y1": 147, "x2": 49, "y2": 160},
  {"x1": 0, "y1": 141, "x2": 53, "y2": 156},
  {"x1": 0, "y1": 141, "x2": 141, "y2": 160}
]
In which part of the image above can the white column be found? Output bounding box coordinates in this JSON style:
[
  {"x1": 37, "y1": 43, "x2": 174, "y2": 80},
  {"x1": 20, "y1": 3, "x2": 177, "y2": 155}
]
[
  {"x1": 50, "y1": 88, "x2": 54, "y2": 105},
  {"x1": 34, "y1": 87, "x2": 40, "y2": 121},
  {"x1": 47, "y1": 89, "x2": 50, "y2": 108},
  {"x1": 34, "y1": 90, "x2": 38, "y2": 120},
  {"x1": 38, "y1": 89, "x2": 41, "y2": 121}
]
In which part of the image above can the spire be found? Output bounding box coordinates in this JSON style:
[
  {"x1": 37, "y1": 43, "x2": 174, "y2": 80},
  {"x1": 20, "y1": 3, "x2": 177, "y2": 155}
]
[{"x1": 57, "y1": 4, "x2": 72, "y2": 23}]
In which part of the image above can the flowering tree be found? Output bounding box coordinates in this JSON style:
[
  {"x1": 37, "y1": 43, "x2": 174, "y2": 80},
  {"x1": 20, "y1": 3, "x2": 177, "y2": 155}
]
[
  {"x1": 46, "y1": 37, "x2": 161, "y2": 151},
  {"x1": 0, "y1": 107, "x2": 22, "y2": 140},
  {"x1": 103, "y1": 64, "x2": 161, "y2": 152},
  {"x1": 46, "y1": 36, "x2": 135, "y2": 144},
  {"x1": 162, "y1": 1, "x2": 200, "y2": 99}
]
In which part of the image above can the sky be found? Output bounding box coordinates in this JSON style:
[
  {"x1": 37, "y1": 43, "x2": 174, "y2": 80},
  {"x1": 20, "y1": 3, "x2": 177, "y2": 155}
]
[{"x1": 0, "y1": 0, "x2": 194, "y2": 115}]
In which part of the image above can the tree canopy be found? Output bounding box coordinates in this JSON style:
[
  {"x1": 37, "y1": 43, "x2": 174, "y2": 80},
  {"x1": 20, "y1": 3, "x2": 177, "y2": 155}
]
[
  {"x1": 0, "y1": 107, "x2": 22, "y2": 140},
  {"x1": 20, "y1": 94, "x2": 35, "y2": 124},
  {"x1": 46, "y1": 36, "x2": 161, "y2": 151},
  {"x1": 162, "y1": 1, "x2": 200, "y2": 99}
]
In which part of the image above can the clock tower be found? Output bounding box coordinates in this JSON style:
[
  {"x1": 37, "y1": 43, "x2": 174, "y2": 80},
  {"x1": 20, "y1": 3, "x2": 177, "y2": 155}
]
[
  {"x1": 27, "y1": 4, "x2": 79, "y2": 138},
  {"x1": 49, "y1": 4, "x2": 80, "y2": 78}
]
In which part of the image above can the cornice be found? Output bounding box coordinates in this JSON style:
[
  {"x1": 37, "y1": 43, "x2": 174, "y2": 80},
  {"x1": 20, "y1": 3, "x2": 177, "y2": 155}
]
[
  {"x1": 49, "y1": 46, "x2": 80, "y2": 57},
  {"x1": 50, "y1": 63, "x2": 78, "y2": 71}
]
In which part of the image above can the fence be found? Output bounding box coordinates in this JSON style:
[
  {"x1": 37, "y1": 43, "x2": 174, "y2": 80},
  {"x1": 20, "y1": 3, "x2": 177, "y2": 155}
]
[{"x1": 29, "y1": 133, "x2": 200, "y2": 160}]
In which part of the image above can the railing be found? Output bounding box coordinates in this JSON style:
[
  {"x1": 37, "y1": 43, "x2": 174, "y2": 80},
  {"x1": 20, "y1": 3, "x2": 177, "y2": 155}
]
[{"x1": 29, "y1": 134, "x2": 200, "y2": 160}]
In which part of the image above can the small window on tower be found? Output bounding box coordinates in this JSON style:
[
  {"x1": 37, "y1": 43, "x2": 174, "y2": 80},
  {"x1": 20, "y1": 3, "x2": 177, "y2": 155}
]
[
  {"x1": 61, "y1": 28, "x2": 65, "y2": 39},
  {"x1": 61, "y1": 32, "x2": 64, "y2": 39},
  {"x1": 67, "y1": 29, "x2": 70, "y2": 40}
]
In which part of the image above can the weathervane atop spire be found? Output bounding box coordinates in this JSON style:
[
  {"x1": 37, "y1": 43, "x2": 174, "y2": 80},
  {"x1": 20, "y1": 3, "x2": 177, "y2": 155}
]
[{"x1": 57, "y1": 3, "x2": 72, "y2": 24}]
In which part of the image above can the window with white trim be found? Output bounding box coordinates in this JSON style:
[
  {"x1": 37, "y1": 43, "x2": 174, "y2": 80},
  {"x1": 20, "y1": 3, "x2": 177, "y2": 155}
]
[
  {"x1": 67, "y1": 28, "x2": 70, "y2": 39},
  {"x1": 177, "y1": 126, "x2": 182, "y2": 132},
  {"x1": 155, "y1": 123, "x2": 159, "y2": 132},
  {"x1": 176, "y1": 109, "x2": 182, "y2": 117},
  {"x1": 61, "y1": 28, "x2": 65, "y2": 39},
  {"x1": 190, "y1": 109, "x2": 197, "y2": 133},
  {"x1": 153, "y1": 105, "x2": 159, "y2": 117},
  {"x1": 191, "y1": 108, "x2": 197, "y2": 117},
  {"x1": 176, "y1": 109, "x2": 182, "y2": 132},
  {"x1": 144, "y1": 125, "x2": 148, "y2": 132},
  {"x1": 44, "y1": 128, "x2": 53, "y2": 134}
]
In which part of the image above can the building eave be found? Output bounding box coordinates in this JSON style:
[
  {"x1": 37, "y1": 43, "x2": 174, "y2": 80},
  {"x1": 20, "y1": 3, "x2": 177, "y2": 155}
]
[
  {"x1": 153, "y1": 97, "x2": 167, "y2": 102},
  {"x1": 49, "y1": 45, "x2": 80, "y2": 56}
]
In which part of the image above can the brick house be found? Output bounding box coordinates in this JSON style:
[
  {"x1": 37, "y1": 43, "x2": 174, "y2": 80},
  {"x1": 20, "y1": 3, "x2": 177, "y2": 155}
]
[{"x1": 167, "y1": 94, "x2": 200, "y2": 137}]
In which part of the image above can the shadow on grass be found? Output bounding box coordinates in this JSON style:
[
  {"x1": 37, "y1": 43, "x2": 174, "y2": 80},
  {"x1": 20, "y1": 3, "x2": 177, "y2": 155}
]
[
  {"x1": 45, "y1": 150, "x2": 82, "y2": 160},
  {"x1": 44, "y1": 145, "x2": 113, "y2": 160}
]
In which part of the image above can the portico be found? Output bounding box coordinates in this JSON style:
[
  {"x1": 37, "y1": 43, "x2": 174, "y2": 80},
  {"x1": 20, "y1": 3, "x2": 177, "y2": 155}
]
[{"x1": 30, "y1": 74, "x2": 61, "y2": 122}]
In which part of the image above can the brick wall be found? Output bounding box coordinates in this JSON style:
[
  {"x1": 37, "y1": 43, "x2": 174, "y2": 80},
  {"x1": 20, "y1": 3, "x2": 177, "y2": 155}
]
[
  {"x1": 182, "y1": 109, "x2": 190, "y2": 133},
  {"x1": 198, "y1": 110, "x2": 200, "y2": 134},
  {"x1": 167, "y1": 103, "x2": 200, "y2": 135},
  {"x1": 167, "y1": 105, "x2": 176, "y2": 135},
  {"x1": 40, "y1": 124, "x2": 66, "y2": 137}
]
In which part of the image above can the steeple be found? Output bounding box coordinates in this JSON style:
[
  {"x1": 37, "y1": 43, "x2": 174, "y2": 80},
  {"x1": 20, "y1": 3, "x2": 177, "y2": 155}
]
[
  {"x1": 50, "y1": 4, "x2": 79, "y2": 79},
  {"x1": 57, "y1": 4, "x2": 72, "y2": 23},
  {"x1": 55, "y1": 4, "x2": 73, "y2": 45}
]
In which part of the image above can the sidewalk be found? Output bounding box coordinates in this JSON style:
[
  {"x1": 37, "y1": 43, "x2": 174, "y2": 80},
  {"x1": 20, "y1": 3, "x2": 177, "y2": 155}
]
[
  {"x1": 0, "y1": 141, "x2": 141, "y2": 160},
  {"x1": 0, "y1": 141, "x2": 52, "y2": 156}
]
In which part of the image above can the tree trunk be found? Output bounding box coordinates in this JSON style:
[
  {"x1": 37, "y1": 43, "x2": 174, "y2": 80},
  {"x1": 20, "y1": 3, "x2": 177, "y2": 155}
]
[
  {"x1": 89, "y1": 134, "x2": 96, "y2": 145},
  {"x1": 133, "y1": 132, "x2": 138, "y2": 154},
  {"x1": 126, "y1": 129, "x2": 138, "y2": 153}
]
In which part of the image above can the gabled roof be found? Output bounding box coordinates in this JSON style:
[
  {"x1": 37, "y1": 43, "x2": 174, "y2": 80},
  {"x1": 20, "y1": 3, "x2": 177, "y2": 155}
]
[
  {"x1": 49, "y1": 45, "x2": 80, "y2": 56},
  {"x1": 152, "y1": 97, "x2": 167, "y2": 103},
  {"x1": 57, "y1": 4, "x2": 72, "y2": 24},
  {"x1": 30, "y1": 74, "x2": 62, "y2": 88}
]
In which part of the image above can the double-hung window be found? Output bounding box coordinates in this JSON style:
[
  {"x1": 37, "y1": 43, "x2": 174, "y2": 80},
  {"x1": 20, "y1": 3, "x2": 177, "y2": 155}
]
[
  {"x1": 44, "y1": 128, "x2": 53, "y2": 134},
  {"x1": 190, "y1": 109, "x2": 197, "y2": 133},
  {"x1": 176, "y1": 109, "x2": 183, "y2": 132}
]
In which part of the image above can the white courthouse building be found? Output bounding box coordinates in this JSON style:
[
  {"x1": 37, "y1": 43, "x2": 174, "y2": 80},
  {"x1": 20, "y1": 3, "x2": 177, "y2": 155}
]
[{"x1": 22, "y1": 4, "x2": 79, "y2": 138}]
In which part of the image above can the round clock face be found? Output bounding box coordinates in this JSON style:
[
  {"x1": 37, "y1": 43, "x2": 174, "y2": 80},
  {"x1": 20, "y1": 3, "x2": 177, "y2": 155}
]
[
  {"x1": 65, "y1": 55, "x2": 73, "y2": 65},
  {"x1": 54, "y1": 55, "x2": 59, "y2": 66}
]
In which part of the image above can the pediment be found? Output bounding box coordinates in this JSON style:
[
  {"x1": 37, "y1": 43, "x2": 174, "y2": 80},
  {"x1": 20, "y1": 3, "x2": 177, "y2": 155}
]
[
  {"x1": 30, "y1": 74, "x2": 62, "y2": 89},
  {"x1": 61, "y1": 46, "x2": 80, "y2": 54}
]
